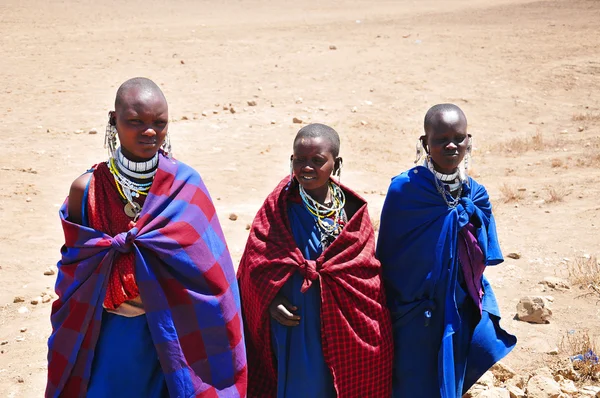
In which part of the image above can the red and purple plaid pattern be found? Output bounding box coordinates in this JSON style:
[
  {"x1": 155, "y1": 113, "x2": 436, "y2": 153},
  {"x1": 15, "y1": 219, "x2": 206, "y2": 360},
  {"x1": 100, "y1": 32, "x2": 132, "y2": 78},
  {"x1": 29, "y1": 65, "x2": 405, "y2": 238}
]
[
  {"x1": 46, "y1": 155, "x2": 247, "y2": 398},
  {"x1": 237, "y1": 178, "x2": 393, "y2": 397}
]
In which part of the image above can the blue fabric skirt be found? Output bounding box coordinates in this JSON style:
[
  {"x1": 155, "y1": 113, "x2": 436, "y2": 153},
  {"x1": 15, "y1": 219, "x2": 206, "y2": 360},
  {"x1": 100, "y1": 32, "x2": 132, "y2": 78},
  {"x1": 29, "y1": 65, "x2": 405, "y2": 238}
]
[
  {"x1": 87, "y1": 311, "x2": 168, "y2": 398},
  {"x1": 269, "y1": 202, "x2": 336, "y2": 398}
]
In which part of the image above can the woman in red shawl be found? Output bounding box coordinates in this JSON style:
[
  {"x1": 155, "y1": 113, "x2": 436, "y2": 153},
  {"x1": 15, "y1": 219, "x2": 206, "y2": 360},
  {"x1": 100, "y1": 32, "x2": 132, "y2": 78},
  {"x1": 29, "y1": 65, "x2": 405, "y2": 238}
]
[{"x1": 237, "y1": 123, "x2": 392, "y2": 398}]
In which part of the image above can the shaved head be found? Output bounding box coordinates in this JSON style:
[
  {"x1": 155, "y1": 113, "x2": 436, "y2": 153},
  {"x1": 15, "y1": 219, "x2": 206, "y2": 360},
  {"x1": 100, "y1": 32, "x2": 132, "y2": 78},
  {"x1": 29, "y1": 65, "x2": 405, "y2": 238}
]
[
  {"x1": 424, "y1": 103, "x2": 467, "y2": 135},
  {"x1": 115, "y1": 77, "x2": 167, "y2": 112},
  {"x1": 294, "y1": 123, "x2": 340, "y2": 157}
]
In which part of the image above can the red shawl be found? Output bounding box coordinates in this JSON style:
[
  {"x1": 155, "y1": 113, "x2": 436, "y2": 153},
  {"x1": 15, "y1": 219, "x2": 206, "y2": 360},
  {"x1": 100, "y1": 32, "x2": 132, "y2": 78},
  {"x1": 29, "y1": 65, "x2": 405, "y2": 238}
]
[{"x1": 237, "y1": 177, "x2": 393, "y2": 397}]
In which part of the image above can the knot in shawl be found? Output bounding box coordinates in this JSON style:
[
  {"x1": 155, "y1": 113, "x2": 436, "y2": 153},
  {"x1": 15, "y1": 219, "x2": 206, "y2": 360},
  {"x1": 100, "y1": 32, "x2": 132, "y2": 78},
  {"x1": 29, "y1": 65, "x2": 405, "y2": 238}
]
[
  {"x1": 110, "y1": 228, "x2": 138, "y2": 253},
  {"x1": 237, "y1": 177, "x2": 393, "y2": 398}
]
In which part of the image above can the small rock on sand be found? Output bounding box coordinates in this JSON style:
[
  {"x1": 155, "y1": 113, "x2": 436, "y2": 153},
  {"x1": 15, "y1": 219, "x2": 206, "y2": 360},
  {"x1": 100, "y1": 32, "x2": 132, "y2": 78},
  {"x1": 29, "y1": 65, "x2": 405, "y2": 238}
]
[
  {"x1": 31, "y1": 296, "x2": 42, "y2": 305},
  {"x1": 539, "y1": 276, "x2": 570, "y2": 290},
  {"x1": 13, "y1": 296, "x2": 25, "y2": 303},
  {"x1": 516, "y1": 296, "x2": 552, "y2": 324},
  {"x1": 507, "y1": 252, "x2": 521, "y2": 259},
  {"x1": 247, "y1": 100, "x2": 257, "y2": 106},
  {"x1": 44, "y1": 267, "x2": 56, "y2": 276},
  {"x1": 329, "y1": 45, "x2": 337, "y2": 50},
  {"x1": 292, "y1": 117, "x2": 303, "y2": 124},
  {"x1": 88, "y1": 128, "x2": 98, "y2": 135},
  {"x1": 228, "y1": 213, "x2": 238, "y2": 221}
]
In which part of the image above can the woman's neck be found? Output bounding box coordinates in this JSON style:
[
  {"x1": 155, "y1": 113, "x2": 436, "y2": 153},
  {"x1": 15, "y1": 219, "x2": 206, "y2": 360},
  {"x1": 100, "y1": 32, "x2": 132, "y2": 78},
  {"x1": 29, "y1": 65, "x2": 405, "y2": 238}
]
[{"x1": 304, "y1": 183, "x2": 331, "y2": 205}]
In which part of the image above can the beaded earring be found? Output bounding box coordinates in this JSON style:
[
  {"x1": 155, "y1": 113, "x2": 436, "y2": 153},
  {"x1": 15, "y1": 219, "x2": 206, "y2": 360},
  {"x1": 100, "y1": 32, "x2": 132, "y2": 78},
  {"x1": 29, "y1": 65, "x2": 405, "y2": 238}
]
[
  {"x1": 414, "y1": 139, "x2": 424, "y2": 164},
  {"x1": 334, "y1": 158, "x2": 343, "y2": 184},
  {"x1": 104, "y1": 112, "x2": 118, "y2": 158},
  {"x1": 464, "y1": 136, "x2": 473, "y2": 172},
  {"x1": 161, "y1": 133, "x2": 172, "y2": 159}
]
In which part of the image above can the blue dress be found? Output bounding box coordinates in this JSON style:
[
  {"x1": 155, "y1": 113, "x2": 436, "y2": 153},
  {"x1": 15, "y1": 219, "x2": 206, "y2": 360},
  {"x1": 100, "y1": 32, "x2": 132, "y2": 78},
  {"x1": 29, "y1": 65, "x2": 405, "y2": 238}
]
[{"x1": 270, "y1": 202, "x2": 336, "y2": 398}]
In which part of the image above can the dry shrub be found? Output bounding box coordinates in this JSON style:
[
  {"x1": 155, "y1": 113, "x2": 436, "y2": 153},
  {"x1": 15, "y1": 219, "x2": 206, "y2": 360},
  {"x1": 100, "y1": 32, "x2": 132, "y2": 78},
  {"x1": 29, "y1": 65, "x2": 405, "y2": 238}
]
[
  {"x1": 572, "y1": 112, "x2": 600, "y2": 122},
  {"x1": 545, "y1": 186, "x2": 567, "y2": 203},
  {"x1": 551, "y1": 158, "x2": 564, "y2": 168},
  {"x1": 559, "y1": 329, "x2": 600, "y2": 381},
  {"x1": 568, "y1": 256, "x2": 600, "y2": 289},
  {"x1": 499, "y1": 183, "x2": 524, "y2": 203}
]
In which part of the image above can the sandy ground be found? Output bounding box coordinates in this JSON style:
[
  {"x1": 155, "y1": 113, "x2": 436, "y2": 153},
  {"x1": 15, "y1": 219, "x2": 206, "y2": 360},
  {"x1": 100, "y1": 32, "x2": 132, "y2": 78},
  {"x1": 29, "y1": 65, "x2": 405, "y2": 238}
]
[{"x1": 1, "y1": 0, "x2": 600, "y2": 396}]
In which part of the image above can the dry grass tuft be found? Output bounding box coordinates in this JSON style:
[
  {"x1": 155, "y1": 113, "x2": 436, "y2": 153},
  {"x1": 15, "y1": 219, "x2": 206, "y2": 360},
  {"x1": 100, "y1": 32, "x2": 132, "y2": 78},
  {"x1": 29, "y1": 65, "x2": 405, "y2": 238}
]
[
  {"x1": 499, "y1": 183, "x2": 525, "y2": 203},
  {"x1": 545, "y1": 186, "x2": 567, "y2": 203},
  {"x1": 502, "y1": 131, "x2": 548, "y2": 154},
  {"x1": 551, "y1": 158, "x2": 564, "y2": 168},
  {"x1": 572, "y1": 112, "x2": 600, "y2": 122},
  {"x1": 559, "y1": 329, "x2": 600, "y2": 381},
  {"x1": 576, "y1": 151, "x2": 600, "y2": 168},
  {"x1": 568, "y1": 256, "x2": 600, "y2": 290}
]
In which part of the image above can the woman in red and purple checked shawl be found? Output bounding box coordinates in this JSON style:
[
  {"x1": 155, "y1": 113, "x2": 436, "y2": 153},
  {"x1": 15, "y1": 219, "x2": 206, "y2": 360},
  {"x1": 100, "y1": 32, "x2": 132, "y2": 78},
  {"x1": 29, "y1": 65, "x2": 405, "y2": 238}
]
[
  {"x1": 46, "y1": 77, "x2": 247, "y2": 398},
  {"x1": 238, "y1": 124, "x2": 393, "y2": 397}
]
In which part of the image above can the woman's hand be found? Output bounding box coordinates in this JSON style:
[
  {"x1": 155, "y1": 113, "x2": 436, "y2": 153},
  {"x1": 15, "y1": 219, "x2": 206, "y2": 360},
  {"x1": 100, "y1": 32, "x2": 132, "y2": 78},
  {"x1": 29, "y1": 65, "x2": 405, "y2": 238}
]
[{"x1": 269, "y1": 294, "x2": 300, "y2": 326}]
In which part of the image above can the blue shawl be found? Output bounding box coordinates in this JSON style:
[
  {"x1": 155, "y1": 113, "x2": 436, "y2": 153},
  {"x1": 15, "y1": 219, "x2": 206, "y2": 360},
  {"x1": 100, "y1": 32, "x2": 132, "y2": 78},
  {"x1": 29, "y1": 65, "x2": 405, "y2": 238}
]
[{"x1": 377, "y1": 166, "x2": 516, "y2": 397}]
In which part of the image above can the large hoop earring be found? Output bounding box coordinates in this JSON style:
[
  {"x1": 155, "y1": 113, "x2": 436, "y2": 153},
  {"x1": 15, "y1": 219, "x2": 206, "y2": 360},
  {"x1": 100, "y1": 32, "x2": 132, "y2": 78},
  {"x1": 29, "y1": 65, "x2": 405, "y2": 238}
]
[
  {"x1": 289, "y1": 158, "x2": 294, "y2": 183},
  {"x1": 104, "y1": 112, "x2": 117, "y2": 158},
  {"x1": 161, "y1": 132, "x2": 172, "y2": 159}
]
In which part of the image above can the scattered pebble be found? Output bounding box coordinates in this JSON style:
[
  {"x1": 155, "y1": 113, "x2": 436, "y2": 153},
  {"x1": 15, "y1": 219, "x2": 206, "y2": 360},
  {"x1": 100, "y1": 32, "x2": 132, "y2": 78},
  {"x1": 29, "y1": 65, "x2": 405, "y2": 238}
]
[
  {"x1": 292, "y1": 117, "x2": 303, "y2": 124},
  {"x1": 360, "y1": 120, "x2": 368, "y2": 126},
  {"x1": 43, "y1": 267, "x2": 56, "y2": 276},
  {"x1": 17, "y1": 306, "x2": 29, "y2": 314},
  {"x1": 17, "y1": 376, "x2": 24, "y2": 383},
  {"x1": 201, "y1": 111, "x2": 208, "y2": 117},
  {"x1": 20, "y1": 327, "x2": 27, "y2": 333},
  {"x1": 31, "y1": 296, "x2": 42, "y2": 305},
  {"x1": 42, "y1": 295, "x2": 52, "y2": 303},
  {"x1": 578, "y1": 126, "x2": 584, "y2": 132},
  {"x1": 74, "y1": 129, "x2": 84, "y2": 134},
  {"x1": 270, "y1": 120, "x2": 276, "y2": 125},
  {"x1": 516, "y1": 296, "x2": 552, "y2": 324},
  {"x1": 88, "y1": 128, "x2": 98, "y2": 135},
  {"x1": 351, "y1": 106, "x2": 357, "y2": 113},
  {"x1": 507, "y1": 252, "x2": 521, "y2": 259},
  {"x1": 547, "y1": 347, "x2": 559, "y2": 355},
  {"x1": 181, "y1": 115, "x2": 189, "y2": 121},
  {"x1": 329, "y1": 45, "x2": 337, "y2": 50},
  {"x1": 247, "y1": 100, "x2": 257, "y2": 106},
  {"x1": 229, "y1": 213, "x2": 238, "y2": 221},
  {"x1": 15, "y1": 337, "x2": 25, "y2": 342},
  {"x1": 0, "y1": 340, "x2": 8, "y2": 346},
  {"x1": 365, "y1": 100, "x2": 373, "y2": 106},
  {"x1": 245, "y1": 224, "x2": 251, "y2": 231},
  {"x1": 25, "y1": 197, "x2": 32, "y2": 203},
  {"x1": 13, "y1": 296, "x2": 24, "y2": 303},
  {"x1": 180, "y1": 60, "x2": 185, "y2": 64},
  {"x1": 222, "y1": 105, "x2": 230, "y2": 111},
  {"x1": 229, "y1": 107, "x2": 237, "y2": 114},
  {"x1": 296, "y1": 97, "x2": 303, "y2": 104}
]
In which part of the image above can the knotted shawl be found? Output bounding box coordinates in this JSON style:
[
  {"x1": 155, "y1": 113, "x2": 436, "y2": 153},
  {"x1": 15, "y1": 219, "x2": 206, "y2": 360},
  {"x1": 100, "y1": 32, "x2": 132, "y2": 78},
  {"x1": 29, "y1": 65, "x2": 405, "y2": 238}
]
[
  {"x1": 377, "y1": 166, "x2": 516, "y2": 397},
  {"x1": 46, "y1": 155, "x2": 247, "y2": 398},
  {"x1": 238, "y1": 177, "x2": 393, "y2": 398}
]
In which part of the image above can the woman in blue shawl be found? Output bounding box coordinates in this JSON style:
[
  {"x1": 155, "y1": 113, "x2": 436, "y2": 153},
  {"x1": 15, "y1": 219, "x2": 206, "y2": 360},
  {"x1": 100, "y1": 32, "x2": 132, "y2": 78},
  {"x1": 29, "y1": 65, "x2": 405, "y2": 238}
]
[{"x1": 377, "y1": 104, "x2": 516, "y2": 398}]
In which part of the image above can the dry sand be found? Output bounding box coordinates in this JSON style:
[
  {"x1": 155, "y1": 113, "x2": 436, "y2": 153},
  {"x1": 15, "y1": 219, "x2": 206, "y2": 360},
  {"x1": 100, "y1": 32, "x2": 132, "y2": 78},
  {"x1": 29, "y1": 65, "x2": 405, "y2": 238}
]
[{"x1": 1, "y1": 0, "x2": 599, "y2": 396}]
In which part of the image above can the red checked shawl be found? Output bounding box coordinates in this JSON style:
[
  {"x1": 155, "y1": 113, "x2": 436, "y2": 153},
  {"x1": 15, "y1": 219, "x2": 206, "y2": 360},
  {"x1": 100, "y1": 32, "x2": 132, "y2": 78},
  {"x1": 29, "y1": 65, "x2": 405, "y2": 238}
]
[{"x1": 237, "y1": 177, "x2": 393, "y2": 397}]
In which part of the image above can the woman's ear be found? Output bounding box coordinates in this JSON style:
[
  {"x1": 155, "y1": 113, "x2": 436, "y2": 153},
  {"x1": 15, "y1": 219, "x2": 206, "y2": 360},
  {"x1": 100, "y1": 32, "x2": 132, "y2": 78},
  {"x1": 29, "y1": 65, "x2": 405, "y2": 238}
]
[
  {"x1": 420, "y1": 135, "x2": 429, "y2": 154},
  {"x1": 108, "y1": 111, "x2": 116, "y2": 126},
  {"x1": 334, "y1": 157, "x2": 343, "y2": 175}
]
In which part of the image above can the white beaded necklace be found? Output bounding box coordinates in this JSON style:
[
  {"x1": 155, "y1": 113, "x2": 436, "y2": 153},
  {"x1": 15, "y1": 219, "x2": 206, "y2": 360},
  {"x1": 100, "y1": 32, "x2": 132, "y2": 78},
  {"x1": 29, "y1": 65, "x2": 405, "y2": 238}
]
[
  {"x1": 425, "y1": 156, "x2": 464, "y2": 208},
  {"x1": 299, "y1": 182, "x2": 346, "y2": 236}
]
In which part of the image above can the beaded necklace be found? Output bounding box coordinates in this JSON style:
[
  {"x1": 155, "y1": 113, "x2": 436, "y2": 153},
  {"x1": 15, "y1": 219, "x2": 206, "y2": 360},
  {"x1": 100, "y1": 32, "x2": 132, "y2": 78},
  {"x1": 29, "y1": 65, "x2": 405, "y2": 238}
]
[
  {"x1": 425, "y1": 156, "x2": 464, "y2": 208},
  {"x1": 107, "y1": 148, "x2": 158, "y2": 220},
  {"x1": 299, "y1": 182, "x2": 346, "y2": 239}
]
